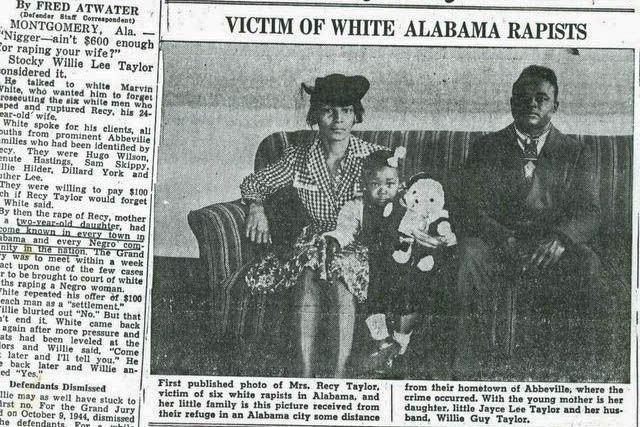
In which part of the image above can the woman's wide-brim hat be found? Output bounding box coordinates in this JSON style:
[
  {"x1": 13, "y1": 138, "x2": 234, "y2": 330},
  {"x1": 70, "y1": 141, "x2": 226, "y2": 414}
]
[{"x1": 302, "y1": 74, "x2": 370, "y2": 106}]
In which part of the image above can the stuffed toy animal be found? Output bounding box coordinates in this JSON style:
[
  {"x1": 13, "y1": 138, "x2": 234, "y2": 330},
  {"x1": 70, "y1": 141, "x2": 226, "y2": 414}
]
[{"x1": 392, "y1": 175, "x2": 457, "y2": 271}]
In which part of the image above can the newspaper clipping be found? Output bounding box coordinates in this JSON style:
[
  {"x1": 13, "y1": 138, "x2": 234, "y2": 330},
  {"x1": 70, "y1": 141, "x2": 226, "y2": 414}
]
[
  {"x1": 0, "y1": 0, "x2": 637, "y2": 426},
  {"x1": 0, "y1": 0, "x2": 159, "y2": 424}
]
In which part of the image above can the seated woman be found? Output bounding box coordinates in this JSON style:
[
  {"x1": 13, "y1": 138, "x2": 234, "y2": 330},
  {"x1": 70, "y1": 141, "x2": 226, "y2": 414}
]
[{"x1": 240, "y1": 74, "x2": 384, "y2": 377}]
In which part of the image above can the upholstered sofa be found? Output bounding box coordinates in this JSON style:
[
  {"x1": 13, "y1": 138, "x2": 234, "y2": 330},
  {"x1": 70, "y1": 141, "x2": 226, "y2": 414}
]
[{"x1": 188, "y1": 129, "x2": 632, "y2": 353}]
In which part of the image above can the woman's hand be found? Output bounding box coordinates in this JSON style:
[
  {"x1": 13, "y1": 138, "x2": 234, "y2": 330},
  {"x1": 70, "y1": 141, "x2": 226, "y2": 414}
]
[
  {"x1": 412, "y1": 228, "x2": 447, "y2": 249},
  {"x1": 245, "y1": 202, "x2": 271, "y2": 244}
]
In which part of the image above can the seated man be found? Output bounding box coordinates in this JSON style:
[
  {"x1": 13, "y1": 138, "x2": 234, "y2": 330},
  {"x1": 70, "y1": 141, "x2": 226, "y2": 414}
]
[{"x1": 455, "y1": 65, "x2": 601, "y2": 377}]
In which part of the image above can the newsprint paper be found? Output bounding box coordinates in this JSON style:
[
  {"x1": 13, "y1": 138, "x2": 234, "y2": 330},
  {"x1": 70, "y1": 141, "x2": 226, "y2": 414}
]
[{"x1": 0, "y1": 0, "x2": 638, "y2": 426}]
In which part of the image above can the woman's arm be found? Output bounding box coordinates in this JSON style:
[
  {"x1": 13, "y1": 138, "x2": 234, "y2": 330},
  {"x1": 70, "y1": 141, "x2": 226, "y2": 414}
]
[{"x1": 240, "y1": 146, "x2": 297, "y2": 203}]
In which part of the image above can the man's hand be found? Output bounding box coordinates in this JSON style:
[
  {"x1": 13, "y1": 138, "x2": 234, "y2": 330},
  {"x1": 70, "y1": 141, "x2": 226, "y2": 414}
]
[
  {"x1": 413, "y1": 228, "x2": 447, "y2": 249},
  {"x1": 524, "y1": 238, "x2": 565, "y2": 273},
  {"x1": 245, "y1": 202, "x2": 271, "y2": 244}
]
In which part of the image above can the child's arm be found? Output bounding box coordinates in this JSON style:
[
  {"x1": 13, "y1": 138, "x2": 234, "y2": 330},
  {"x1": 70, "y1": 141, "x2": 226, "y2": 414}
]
[
  {"x1": 323, "y1": 199, "x2": 363, "y2": 248},
  {"x1": 437, "y1": 220, "x2": 457, "y2": 246}
]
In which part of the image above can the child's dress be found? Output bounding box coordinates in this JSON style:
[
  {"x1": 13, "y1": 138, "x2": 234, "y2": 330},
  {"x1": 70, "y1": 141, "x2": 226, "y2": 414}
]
[
  {"x1": 366, "y1": 198, "x2": 457, "y2": 316},
  {"x1": 323, "y1": 196, "x2": 403, "y2": 303}
]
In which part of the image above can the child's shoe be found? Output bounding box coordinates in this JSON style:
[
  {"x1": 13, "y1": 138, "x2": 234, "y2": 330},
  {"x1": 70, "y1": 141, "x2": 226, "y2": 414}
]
[
  {"x1": 363, "y1": 337, "x2": 401, "y2": 374},
  {"x1": 386, "y1": 353, "x2": 407, "y2": 380}
]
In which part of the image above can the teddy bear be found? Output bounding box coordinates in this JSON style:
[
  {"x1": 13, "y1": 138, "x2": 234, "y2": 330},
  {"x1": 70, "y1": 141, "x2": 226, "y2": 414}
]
[{"x1": 392, "y1": 174, "x2": 457, "y2": 272}]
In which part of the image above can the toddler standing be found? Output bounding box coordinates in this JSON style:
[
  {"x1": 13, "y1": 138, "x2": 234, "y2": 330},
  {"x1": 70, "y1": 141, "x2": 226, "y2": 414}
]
[{"x1": 326, "y1": 148, "x2": 457, "y2": 377}]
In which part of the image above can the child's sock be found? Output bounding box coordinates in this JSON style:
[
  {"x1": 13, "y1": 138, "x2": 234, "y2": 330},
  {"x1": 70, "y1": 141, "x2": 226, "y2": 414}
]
[
  {"x1": 366, "y1": 314, "x2": 389, "y2": 341},
  {"x1": 393, "y1": 330, "x2": 413, "y2": 355}
]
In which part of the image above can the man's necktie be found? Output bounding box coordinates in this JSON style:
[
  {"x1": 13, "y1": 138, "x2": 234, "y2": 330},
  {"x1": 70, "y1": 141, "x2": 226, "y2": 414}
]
[{"x1": 523, "y1": 137, "x2": 538, "y2": 180}]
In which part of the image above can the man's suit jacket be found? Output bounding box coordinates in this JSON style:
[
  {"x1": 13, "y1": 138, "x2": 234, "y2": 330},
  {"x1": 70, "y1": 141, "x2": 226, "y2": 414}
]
[{"x1": 463, "y1": 124, "x2": 600, "y2": 247}]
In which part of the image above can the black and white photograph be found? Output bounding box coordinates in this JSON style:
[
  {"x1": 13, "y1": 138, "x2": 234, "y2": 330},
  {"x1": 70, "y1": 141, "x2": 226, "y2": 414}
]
[
  {"x1": 150, "y1": 44, "x2": 632, "y2": 382},
  {"x1": 2, "y1": 0, "x2": 640, "y2": 425}
]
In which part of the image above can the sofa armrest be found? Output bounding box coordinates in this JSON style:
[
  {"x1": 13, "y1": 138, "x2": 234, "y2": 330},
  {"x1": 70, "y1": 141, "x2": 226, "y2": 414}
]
[{"x1": 187, "y1": 200, "x2": 252, "y2": 297}]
